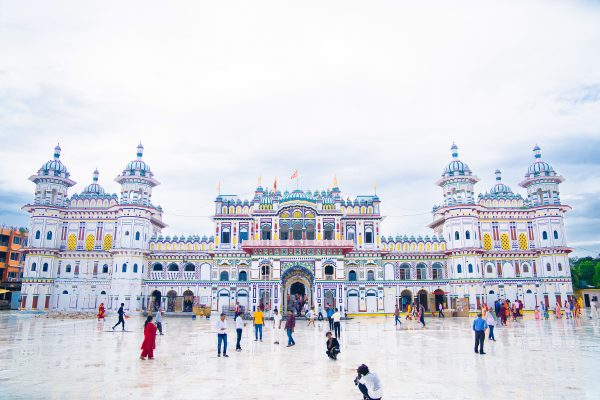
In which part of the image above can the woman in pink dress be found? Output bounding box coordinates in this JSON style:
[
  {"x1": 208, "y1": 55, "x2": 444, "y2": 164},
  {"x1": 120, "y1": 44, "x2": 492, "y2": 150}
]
[
  {"x1": 554, "y1": 301, "x2": 562, "y2": 319},
  {"x1": 534, "y1": 306, "x2": 540, "y2": 320}
]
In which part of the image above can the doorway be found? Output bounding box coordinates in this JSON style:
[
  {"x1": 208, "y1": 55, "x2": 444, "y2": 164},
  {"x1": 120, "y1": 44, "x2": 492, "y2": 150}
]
[
  {"x1": 434, "y1": 289, "x2": 445, "y2": 309},
  {"x1": 417, "y1": 289, "x2": 429, "y2": 311},
  {"x1": 151, "y1": 290, "x2": 161, "y2": 312}
]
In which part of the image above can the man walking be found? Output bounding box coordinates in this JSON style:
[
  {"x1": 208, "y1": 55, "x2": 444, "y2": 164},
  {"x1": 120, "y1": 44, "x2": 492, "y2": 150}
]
[
  {"x1": 418, "y1": 303, "x2": 426, "y2": 328},
  {"x1": 473, "y1": 313, "x2": 488, "y2": 354},
  {"x1": 285, "y1": 310, "x2": 296, "y2": 347},
  {"x1": 216, "y1": 313, "x2": 229, "y2": 357},
  {"x1": 253, "y1": 307, "x2": 264, "y2": 342},
  {"x1": 332, "y1": 308, "x2": 341, "y2": 338},
  {"x1": 438, "y1": 302, "x2": 445, "y2": 318},
  {"x1": 317, "y1": 304, "x2": 324, "y2": 321},
  {"x1": 326, "y1": 307, "x2": 334, "y2": 331},
  {"x1": 590, "y1": 297, "x2": 598, "y2": 319},
  {"x1": 394, "y1": 304, "x2": 401, "y2": 327},
  {"x1": 234, "y1": 312, "x2": 245, "y2": 351},
  {"x1": 112, "y1": 303, "x2": 126, "y2": 331},
  {"x1": 273, "y1": 308, "x2": 282, "y2": 345},
  {"x1": 155, "y1": 308, "x2": 164, "y2": 335}
]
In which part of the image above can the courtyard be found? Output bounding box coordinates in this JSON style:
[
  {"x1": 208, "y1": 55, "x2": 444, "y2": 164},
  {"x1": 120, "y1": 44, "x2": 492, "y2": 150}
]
[{"x1": 0, "y1": 312, "x2": 599, "y2": 399}]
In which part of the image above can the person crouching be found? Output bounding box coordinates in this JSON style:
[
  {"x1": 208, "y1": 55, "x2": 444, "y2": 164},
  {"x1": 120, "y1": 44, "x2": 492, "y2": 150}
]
[{"x1": 325, "y1": 331, "x2": 340, "y2": 360}]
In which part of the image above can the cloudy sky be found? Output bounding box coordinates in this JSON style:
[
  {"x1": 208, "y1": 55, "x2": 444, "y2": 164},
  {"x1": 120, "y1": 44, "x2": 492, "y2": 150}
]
[{"x1": 1, "y1": 1, "x2": 599, "y2": 256}]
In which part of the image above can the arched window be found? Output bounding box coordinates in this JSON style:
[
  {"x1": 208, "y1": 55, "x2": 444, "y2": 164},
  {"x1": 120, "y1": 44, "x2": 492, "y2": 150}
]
[
  {"x1": 66, "y1": 264, "x2": 72, "y2": 273},
  {"x1": 465, "y1": 230, "x2": 471, "y2": 240},
  {"x1": 553, "y1": 230, "x2": 559, "y2": 240},
  {"x1": 399, "y1": 264, "x2": 411, "y2": 280},
  {"x1": 221, "y1": 228, "x2": 231, "y2": 244},
  {"x1": 348, "y1": 270, "x2": 357, "y2": 281},
  {"x1": 367, "y1": 270, "x2": 375, "y2": 281},
  {"x1": 42, "y1": 263, "x2": 48, "y2": 272},
  {"x1": 347, "y1": 229, "x2": 355, "y2": 241},
  {"x1": 280, "y1": 224, "x2": 289, "y2": 240},
  {"x1": 324, "y1": 265, "x2": 334, "y2": 277},
  {"x1": 542, "y1": 231, "x2": 548, "y2": 240},
  {"x1": 261, "y1": 225, "x2": 271, "y2": 240},
  {"x1": 457, "y1": 264, "x2": 462, "y2": 274},
  {"x1": 455, "y1": 231, "x2": 460, "y2": 240},
  {"x1": 100, "y1": 290, "x2": 106, "y2": 295},
  {"x1": 135, "y1": 231, "x2": 140, "y2": 241},
  {"x1": 220, "y1": 271, "x2": 229, "y2": 281},
  {"x1": 486, "y1": 264, "x2": 493, "y2": 273},
  {"x1": 239, "y1": 271, "x2": 248, "y2": 281},
  {"x1": 184, "y1": 264, "x2": 195, "y2": 272},
  {"x1": 432, "y1": 263, "x2": 443, "y2": 279},
  {"x1": 102, "y1": 264, "x2": 109, "y2": 273},
  {"x1": 133, "y1": 263, "x2": 138, "y2": 273},
  {"x1": 239, "y1": 227, "x2": 249, "y2": 243},
  {"x1": 522, "y1": 263, "x2": 530, "y2": 273},
  {"x1": 122, "y1": 263, "x2": 127, "y2": 273},
  {"x1": 62, "y1": 290, "x2": 68, "y2": 295},
  {"x1": 260, "y1": 265, "x2": 270, "y2": 279},
  {"x1": 46, "y1": 231, "x2": 53, "y2": 240},
  {"x1": 468, "y1": 263, "x2": 473, "y2": 273},
  {"x1": 416, "y1": 263, "x2": 427, "y2": 279},
  {"x1": 153, "y1": 263, "x2": 163, "y2": 271},
  {"x1": 31, "y1": 262, "x2": 37, "y2": 272},
  {"x1": 35, "y1": 231, "x2": 41, "y2": 240},
  {"x1": 168, "y1": 263, "x2": 178, "y2": 271},
  {"x1": 306, "y1": 224, "x2": 315, "y2": 240},
  {"x1": 364, "y1": 227, "x2": 374, "y2": 244},
  {"x1": 546, "y1": 263, "x2": 551, "y2": 272},
  {"x1": 324, "y1": 225, "x2": 334, "y2": 241},
  {"x1": 558, "y1": 263, "x2": 563, "y2": 271}
]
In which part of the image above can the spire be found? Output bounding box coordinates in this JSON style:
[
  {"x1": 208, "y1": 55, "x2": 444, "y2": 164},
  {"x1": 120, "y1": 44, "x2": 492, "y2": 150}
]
[
  {"x1": 495, "y1": 169, "x2": 502, "y2": 181},
  {"x1": 533, "y1": 144, "x2": 541, "y2": 159},
  {"x1": 333, "y1": 174, "x2": 338, "y2": 188},
  {"x1": 257, "y1": 174, "x2": 262, "y2": 187},
  {"x1": 54, "y1": 143, "x2": 61, "y2": 159},
  {"x1": 93, "y1": 169, "x2": 99, "y2": 182},
  {"x1": 451, "y1": 142, "x2": 458, "y2": 159},
  {"x1": 136, "y1": 142, "x2": 144, "y2": 159}
]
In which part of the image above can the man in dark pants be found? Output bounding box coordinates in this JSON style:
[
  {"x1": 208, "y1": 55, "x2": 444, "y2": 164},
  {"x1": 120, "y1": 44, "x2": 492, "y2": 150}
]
[
  {"x1": 112, "y1": 303, "x2": 126, "y2": 331},
  {"x1": 354, "y1": 364, "x2": 382, "y2": 400},
  {"x1": 326, "y1": 307, "x2": 334, "y2": 331},
  {"x1": 473, "y1": 313, "x2": 488, "y2": 354}
]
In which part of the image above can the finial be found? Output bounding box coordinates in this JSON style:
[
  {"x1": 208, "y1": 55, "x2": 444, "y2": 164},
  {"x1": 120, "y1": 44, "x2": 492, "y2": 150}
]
[
  {"x1": 451, "y1": 142, "x2": 458, "y2": 159},
  {"x1": 93, "y1": 169, "x2": 99, "y2": 182},
  {"x1": 136, "y1": 142, "x2": 144, "y2": 159},
  {"x1": 333, "y1": 174, "x2": 338, "y2": 188},
  {"x1": 494, "y1": 169, "x2": 501, "y2": 181},
  {"x1": 533, "y1": 144, "x2": 541, "y2": 159},
  {"x1": 54, "y1": 143, "x2": 61, "y2": 159},
  {"x1": 258, "y1": 174, "x2": 262, "y2": 187}
]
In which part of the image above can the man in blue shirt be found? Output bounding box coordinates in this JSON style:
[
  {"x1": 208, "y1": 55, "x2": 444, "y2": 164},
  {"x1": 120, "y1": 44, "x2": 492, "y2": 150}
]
[
  {"x1": 326, "y1": 307, "x2": 334, "y2": 331},
  {"x1": 472, "y1": 313, "x2": 488, "y2": 354}
]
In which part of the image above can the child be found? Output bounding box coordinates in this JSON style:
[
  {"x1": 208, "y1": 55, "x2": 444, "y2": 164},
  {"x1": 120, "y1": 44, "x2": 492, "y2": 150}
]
[
  {"x1": 534, "y1": 306, "x2": 540, "y2": 320},
  {"x1": 543, "y1": 304, "x2": 550, "y2": 320},
  {"x1": 307, "y1": 308, "x2": 316, "y2": 327}
]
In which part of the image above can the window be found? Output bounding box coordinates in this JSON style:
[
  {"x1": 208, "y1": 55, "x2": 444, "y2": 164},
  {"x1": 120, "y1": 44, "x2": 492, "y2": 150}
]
[
  {"x1": 522, "y1": 264, "x2": 529, "y2": 273},
  {"x1": 399, "y1": 266, "x2": 410, "y2": 280},
  {"x1": 261, "y1": 226, "x2": 271, "y2": 240},
  {"x1": 558, "y1": 263, "x2": 563, "y2": 271},
  {"x1": 553, "y1": 230, "x2": 559, "y2": 240},
  {"x1": 457, "y1": 264, "x2": 462, "y2": 274},
  {"x1": 239, "y1": 271, "x2": 248, "y2": 281},
  {"x1": 31, "y1": 262, "x2": 37, "y2": 272},
  {"x1": 125, "y1": 231, "x2": 130, "y2": 236},
  {"x1": 324, "y1": 226, "x2": 333, "y2": 241},
  {"x1": 486, "y1": 264, "x2": 493, "y2": 273},
  {"x1": 133, "y1": 263, "x2": 138, "y2": 273},
  {"x1": 292, "y1": 225, "x2": 302, "y2": 240},
  {"x1": 260, "y1": 265, "x2": 270, "y2": 279},
  {"x1": 153, "y1": 263, "x2": 163, "y2": 271},
  {"x1": 221, "y1": 229, "x2": 231, "y2": 244},
  {"x1": 13, "y1": 237, "x2": 21, "y2": 245},
  {"x1": 46, "y1": 231, "x2": 53, "y2": 240},
  {"x1": 62, "y1": 290, "x2": 68, "y2": 295},
  {"x1": 101, "y1": 291, "x2": 106, "y2": 295},
  {"x1": 184, "y1": 264, "x2": 195, "y2": 272},
  {"x1": 43, "y1": 263, "x2": 48, "y2": 272},
  {"x1": 347, "y1": 230, "x2": 355, "y2": 241},
  {"x1": 168, "y1": 263, "x2": 178, "y2": 272},
  {"x1": 546, "y1": 263, "x2": 551, "y2": 272},
  {"x1": 465, "y1": 230, "x2": 471, "y2": 240},
  {"x1": 280, "y1": 226, "x2": 289, "y2": 240},
  {"x1": 239, "y1": 229, "x2": 248, "y2": 242},
  {"x1": 324, "y1": 265, "x2": 334, "y2": 277},
  {"x1": 468, "y1": 264, "x2": 473, "y2": 273},
  {"x1": 220, "y1": 271, "x2": 229, "y2": 281},
  {"x1": 365, "y1": 227, "x2": 373, "y2": 244},
  {"x1": 306, "y1": 225, "x2": 315, "y2": 240},
  {"x1": 10, "y1": 252, "x2": 19, "y2": 261},
  {"x1": 348, "y1": 270, "x2": 357, "y2": 281},
  {"x1": 122, "y1": 263, "x2": 127, "y2": 273},
  {"x1": 135, "y1": 232, "x2": 140, "y2": 241},
  {"x1": 367, "y1": 270, "x2": 375, "y2": 281},
  {"x1": 416, "y1": 264, "x2": 427, "y2": 279},
  {"x1": 432, "y1": 264, "x2": 443, "y2": 279},
  {"x1": 35, "y1": 231, "x2": 40, "y2": 240},
  {"x1": 455, "y1": 231, "x2": 460, "y2": 240},
  {"x1": 542, "y1": 231, "x2": 548, "y2": 240},
  {"x1": 102, "y1": 264, "x2": 109, "y2": 273},
  {"x1": 66, "y1": 265, "x2": 72, "y2": 273}
]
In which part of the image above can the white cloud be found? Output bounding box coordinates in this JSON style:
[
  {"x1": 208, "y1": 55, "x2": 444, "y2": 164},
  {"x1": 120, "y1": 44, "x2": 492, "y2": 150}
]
[{"x1": 1, "y1": 0, "x2": 600, "y2": 255}]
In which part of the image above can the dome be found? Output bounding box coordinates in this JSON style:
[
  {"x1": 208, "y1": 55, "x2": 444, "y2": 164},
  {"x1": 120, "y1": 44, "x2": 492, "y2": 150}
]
[
  {"x1": 442, "y1": 143, "x2": 472, "y2": 177},
  {"x1": 122, "y1": 143, "x2": 153, "y2": 177},
  {"x1": 260, "y1": 195, "x2": 273, "y2": 204},
  {"x1": 525, "y1": 145, "x2": 556, "y2": 178},
  {"x1": 281, "y1": 189, "x2": 315, "y2": 202},
  {"x1": 322, "y1": 196, "x2": 334, "y2": 205},
  {"x1": 82, "y1": 169, "x2": 105, "y2": 195},
  {"x1": 38, "y1": 144, "x2": 70, "y2": 178},
  {"x1": 489, "y1": 169, "x2": 512, "y2": 195}
]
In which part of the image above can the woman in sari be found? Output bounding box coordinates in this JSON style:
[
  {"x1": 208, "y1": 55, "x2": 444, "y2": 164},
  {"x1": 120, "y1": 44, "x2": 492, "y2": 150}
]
[
  {"x1": 140, "y1": 316, "x2": 157, "y2": 360},
  {"x1": 554, "y1": 301, "x2": 562, "y2": 319},
  {"x1": 405, "y1": 303, "x2": 412, "y2": 320},
  {"x1": 97, "y1": 303, "x2": 106, "y2": 320},
  {"x1": 500, "y1": 303, "x2": 508, "y2": 326}
]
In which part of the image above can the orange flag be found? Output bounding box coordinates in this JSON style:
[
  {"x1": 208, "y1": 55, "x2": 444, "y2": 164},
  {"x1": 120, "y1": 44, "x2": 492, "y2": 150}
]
[{"x1": 290, "y1": 170, "x2": 299, "y2": 180}]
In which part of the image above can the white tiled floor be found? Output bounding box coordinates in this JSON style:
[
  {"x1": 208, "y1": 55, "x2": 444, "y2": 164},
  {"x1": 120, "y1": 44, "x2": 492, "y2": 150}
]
[{"x1": 1, "y1": 311, "x2": 599, "y2": 399}]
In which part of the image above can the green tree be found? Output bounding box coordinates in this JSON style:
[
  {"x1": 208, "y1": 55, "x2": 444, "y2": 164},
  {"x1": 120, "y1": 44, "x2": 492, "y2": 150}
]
[{"x1": 570, "y1": 257, "x2": 600, "y2": 289}]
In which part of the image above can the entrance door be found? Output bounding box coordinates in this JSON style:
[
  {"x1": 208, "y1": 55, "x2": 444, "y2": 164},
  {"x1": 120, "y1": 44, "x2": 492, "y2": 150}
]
[
  {"x1": 217, "y1": 291, "x2": 230, "y2": 313},
  {"x1": 524, "y1": 289, "x2": 536, "y2": 310},
  {"x1": 347, "y1": 291, "x2": 359, "y2": 313},
  {"x1": 417, "y1": 290, "x2": 429, "y2": 311},
  {"x1": 167, "y1": 290, "x2": 177, "y2": 312},
  {"x1": 237, "y1": 291, "x2": 249, "y2": 313},
  {"x1": 151, "y1": 290, "x2": 162, "y2": 312},
  {"x1": 434, "y1": 289, "x2": 445, "y2": 309},
  {"x1": 288, "y1": 282, "x2": 306, "y2": 314},
  {"x1": 183, "y1": 290, "x2": 194, "y2": 312},
  {"x1": 400, "y1": 290, "x2": 412, "y2": 311},
  {"x1": 323, "y1": 289, "x2": 335, "y2": 309},
  {"x1": 366, "y1": 291, "x2": 377, "y2": 313}
]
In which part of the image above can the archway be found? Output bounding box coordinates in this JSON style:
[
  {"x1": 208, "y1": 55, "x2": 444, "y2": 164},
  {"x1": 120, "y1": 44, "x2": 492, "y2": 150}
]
[
  {"x1": 400, "y1": 290, "x2": 412, "y2": 311},
  {"x1": 282, "y1": 265, "x2": 314, "y2": 315},
  {"x1": 433, "y1": 289, "x2": 446, "y2": 310},
  {"x1": 183, "y1": 290, "x2": 194, "y2": 312},
  {"x1": 417, "y1": 289, "x2": 429, "y2": 311},
  {"x1": 151, "y1": 290, "x2": 162, "y2": 311},
  {"x1": 167, "y1": 290, "x2": 177, "y2": 312}
]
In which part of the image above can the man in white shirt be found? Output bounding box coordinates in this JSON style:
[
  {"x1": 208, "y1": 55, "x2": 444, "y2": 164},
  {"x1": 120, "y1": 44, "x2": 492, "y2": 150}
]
[
  {"x1": 355, "y1": 364, "x2": 382, "y2": 400},
  {"x1": 215, "y1": 313, "x2": 229, "y2": 357},
  {"x1": 235, "y1": 313, "x2": 246, "y2": 351},
  {"x1": 591, "y1": 298, "x2": 598, "y2": 319},
  {"x1": 332, "y1": 308, "x2": 341, "y2": 338},
  {"x1": 273, "y1": 308, "x2": 282, "y2": 345}
]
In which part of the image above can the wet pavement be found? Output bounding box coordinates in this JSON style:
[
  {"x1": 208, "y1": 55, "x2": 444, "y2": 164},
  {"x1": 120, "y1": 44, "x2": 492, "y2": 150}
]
[{"x1": 1, "y1": 311, "x2": 599, "y2": 399}]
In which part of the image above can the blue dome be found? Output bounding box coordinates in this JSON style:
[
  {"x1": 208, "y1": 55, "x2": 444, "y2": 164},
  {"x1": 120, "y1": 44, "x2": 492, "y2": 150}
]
[
  {"x1": 281, "y1": 189, "x2": 315, "y2": 202},
  {"x1": 82, "y1": 170, "x2": 105, "y2": 194},
  {"x1": 38, "y1": 144, "x2": 70, "y2": 178},
  {"x1": 490, "y1": 169, "x2": 512, "y2": 195},
  {"x1": 260, "y1": 196, "x2": 273, "y2": 204},
  {"x1": 525, "y1": 145, "x2": 556, "y2": 178},
  {"x1": 122, "y1": 143, "x2": 153, "y2": 177},
  {"x1": 322, "y1": 196, "x2": 334, "y2": 204},
  {"x1": 442, "y1": 143, "x2": 472, "y2": 177}
]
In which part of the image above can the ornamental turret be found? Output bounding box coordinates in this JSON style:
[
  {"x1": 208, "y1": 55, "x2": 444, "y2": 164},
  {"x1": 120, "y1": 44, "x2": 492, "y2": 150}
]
[
  {"x1": 436, "y1": 143, "x2": 480, "y2": 206},
  {"x1": 115, "y1": 143, "x2": 159, "y2": 206},
  {"x1": 29, "y1": 144, "x2": 76, "y2": 206},
  {"x1": 519, "y1": 145, "x2": 564, "y2": 206}
]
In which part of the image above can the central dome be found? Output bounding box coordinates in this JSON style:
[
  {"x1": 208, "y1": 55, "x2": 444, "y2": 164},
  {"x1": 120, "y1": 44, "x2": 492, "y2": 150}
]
[{"x1": 81, "y1": 169, "x2": 105, "y2": 195}]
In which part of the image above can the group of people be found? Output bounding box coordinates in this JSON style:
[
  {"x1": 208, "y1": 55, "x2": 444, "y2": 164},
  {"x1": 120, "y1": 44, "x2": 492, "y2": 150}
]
[{"x1": 399, "y1": 302, "x2": 427, "y2": 327}]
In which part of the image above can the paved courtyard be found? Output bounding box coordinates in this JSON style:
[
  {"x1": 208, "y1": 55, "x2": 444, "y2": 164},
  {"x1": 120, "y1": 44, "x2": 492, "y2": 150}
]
[{"x1": 1, "y1": 312, "x2": 599, "y2": 399}]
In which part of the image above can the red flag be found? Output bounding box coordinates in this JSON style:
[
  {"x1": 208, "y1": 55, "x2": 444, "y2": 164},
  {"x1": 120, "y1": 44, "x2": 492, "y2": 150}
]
[
  {"x1": 290, "y1": 170, "x2": 298, "y2": 180},
  {"x1": 273, "y1": 177, "x2": 278, "y2": 191}
]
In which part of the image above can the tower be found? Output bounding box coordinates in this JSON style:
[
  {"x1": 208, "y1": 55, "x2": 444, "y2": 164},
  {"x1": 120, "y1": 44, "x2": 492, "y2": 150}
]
[
  {"x1": 519, "y1": 145, "x2": 564, "y2": 207},
  {"x1": 436, "y1": 143, "x2": 480, "y2": 206}
]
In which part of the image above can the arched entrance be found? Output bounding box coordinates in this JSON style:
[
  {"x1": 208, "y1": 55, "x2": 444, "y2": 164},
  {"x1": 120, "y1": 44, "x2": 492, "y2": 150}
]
[
  {"x1": 400, "y1": 289, "x2": 412, "y2": 311},
  {"x1": 433, "y1": 289, "x2": 446, "y2": 310},
  {"x1": 151, "y1": 290, "x2": 161, "y2": 311},
  {"x1": 282, "y1": 266, "x2": 314, "y2": 316},
  {"x1": 167, "y1": 290, "x2": 177, "y2": 312},
  {"x1": 417, "y1": 289, "x2": 429, "y2": 311},
  {"x1": 183, "y1": 290, "x2": 194, "y2": 312}
]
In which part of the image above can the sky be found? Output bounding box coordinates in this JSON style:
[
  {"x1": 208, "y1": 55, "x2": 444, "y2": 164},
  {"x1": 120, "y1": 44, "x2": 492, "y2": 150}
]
[{"x1": 1, "y1": 0, "x2": 599, "y2": 256}]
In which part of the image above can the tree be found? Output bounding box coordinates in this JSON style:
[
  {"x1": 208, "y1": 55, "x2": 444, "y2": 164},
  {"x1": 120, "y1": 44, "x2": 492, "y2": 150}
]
[{"x1": 570, "y1": 257, "x2": 600, "y2": 289}]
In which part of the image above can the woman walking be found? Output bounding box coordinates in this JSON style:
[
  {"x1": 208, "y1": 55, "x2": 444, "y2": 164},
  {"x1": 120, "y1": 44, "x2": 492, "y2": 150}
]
[
  {"x1": 97, "y1": 303, "x2": 106, "y2": 321},
  {"x1": 555, "y1": 301, "x2": 562, "y2": 319},
  {"x1": 485, "y1": 310, "x2": 496, "y2": 341},
  {"x1": 140, "y1": 316, "x2": 157, "y2": 360}
]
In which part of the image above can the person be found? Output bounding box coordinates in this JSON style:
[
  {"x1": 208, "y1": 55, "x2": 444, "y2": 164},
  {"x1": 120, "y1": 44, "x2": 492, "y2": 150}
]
[
  {"x1": 325, "y1": 331, "x2": 340, "y2": 360},
  {"x1": 569, "y1": 299, "x2": 575, "y2": 319},
  {"x1": 555, "y1": 301, "x2": 562, "y2": 319},
  {"x1": 534, "y1": 306, "x2": 540, "y2": 320},
  {"x1": 512, "y1": 302, "x2": 518, "y2": 322},
  {"x1": 574, "y1": 297, "x2": 581, "y2": 318},
  {"x1": 499, "y1": 302, "x2": 507, "y2": 326},
  {"x1": 590, "y1": 298, "x2": 598, "y2": 319},
  {"x1": 542, "y1": 302, "x2": 550, "y2": 320},
  {"x1": 418, "y1": 303, "x2": 426, "y2": 328},
  {"x1": 405, "y1": 303, "x2": 412, "y2": 320},
  {"x1": 285, "y1": 310, "x2": 296, "y2": 347},
  {"x1": 394, "y1": 304, "x2": 401, "y2": 327},
  {"x1": 235, "y1": 312, "x2": 245, "y2": 351},
  {"x1": 216, "y1": 313, "x2": 229, "y2": 357},
  {"x1": 485, "y1": 310, "x2": 496, "y2": 341},
  {"x1": 112, "y1": 303, "x2": 126, "y2": 331},
  {"x1": 564, "y1": 300, "x2": 571, "y2": 319},
  {"x1": 354, "y1": 364, "x2": 383, "y2": 400},
  {"x1": 494, "y1": 300, "x2": 501, "y2": 318},
  {"x1": 317, "y1": 304, "x2": 324, "y2": 321},
  {"x1": 307, "y1": 308, "x2": 316, "y2": 327},
  {"x1": 303, "y1": 302, "x2": 309, "y2": 316},
  {"x1": 97, "y1": 303, "x2": 106, "y2": 321},
  {"x1": 326, "y1": 307, "x2": 334, "y2": 330},
  {"x1": 235, "y1": 301, "x2": 240, "y2": 315},
  {"x1": 332, "y1": 308, "x2": 341, "y2": 338},
  {"x1": 140, "y1": 316, "x2": 157, "y2": 360},
  {"x1": 273, "y1": 308, "x2": 282, "y2": 345},
  {"x1": 253, "y1": 307, "x2": 264, "y2": 342},
  {"x1": 473, "y1": 313, "x2": 488, "y2": 354},
  {"x1": 438, "y1": 302, "x2": 445, "y2": 318},
  {"x1": 155, "y1": 308, "x2": 164, "y2": 335}
]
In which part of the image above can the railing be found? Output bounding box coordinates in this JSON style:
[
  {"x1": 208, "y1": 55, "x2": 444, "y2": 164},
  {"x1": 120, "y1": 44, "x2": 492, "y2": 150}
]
[
  {"x1": 182, "y1": 272, "x2": 195, "y2": 280},
  {"x1": 150, "y1": 272, "x2": 163, "y2": 280},
  {"x1": 241, "y1": 239, "x2": 355, "y2": 248},
  {"x1": 166, "y1": 271, "x2": 179, "y2": 280}
]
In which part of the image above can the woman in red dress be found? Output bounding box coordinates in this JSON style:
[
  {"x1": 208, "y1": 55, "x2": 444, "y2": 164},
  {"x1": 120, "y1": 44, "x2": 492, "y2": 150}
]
[
  {"x1": 97, "y1": 303, "x2": 106, "y2": 320},
  {"x1": 140, "y1": 316, "x2": 157, "y2": 360}
]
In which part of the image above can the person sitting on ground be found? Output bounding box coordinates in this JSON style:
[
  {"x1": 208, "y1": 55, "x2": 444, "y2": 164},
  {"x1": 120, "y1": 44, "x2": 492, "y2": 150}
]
[
  {"x1": 325, "y1": 331, "x2": 340, "y2": 360},
  {"x1": 354, "y1": 364, "x2": 383, "y2": 400}
]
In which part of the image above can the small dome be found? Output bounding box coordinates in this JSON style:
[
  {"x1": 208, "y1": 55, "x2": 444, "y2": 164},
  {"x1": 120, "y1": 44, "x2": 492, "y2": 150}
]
[
  {"x1": 442, "y1": 143, "x2": 472, "y2": 177},
  {"x1": 82, "y1": 169, "x2": 106, "y2": 195},
  {"x1": 525, "y1": 145, "x2": 556, "y2": 178},
  {"x1": 489, "y1": 169, "x2": 513, "y2": 195},
  {"x1": 322, "y1": 196, "x2": 334, "y2": 204},
  {"x1": 122, "y1": 143, "x2": 153, "y2": 177},
  {"x1": 260, "y1": 195, "x2": 273, "y2": 204},
  {"x1": 38, "y1": 144, "x2": 70, "y2": 178}
]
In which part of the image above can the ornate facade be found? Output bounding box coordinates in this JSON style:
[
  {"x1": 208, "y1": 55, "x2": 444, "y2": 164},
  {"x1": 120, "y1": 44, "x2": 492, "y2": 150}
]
[{"x1": 20, "y1": 143, "x2": 573, "y2": 314}]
